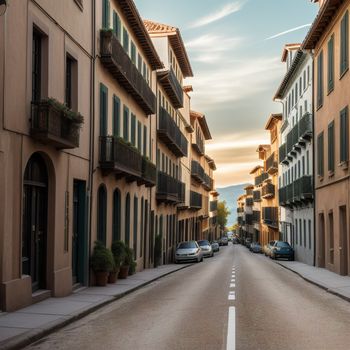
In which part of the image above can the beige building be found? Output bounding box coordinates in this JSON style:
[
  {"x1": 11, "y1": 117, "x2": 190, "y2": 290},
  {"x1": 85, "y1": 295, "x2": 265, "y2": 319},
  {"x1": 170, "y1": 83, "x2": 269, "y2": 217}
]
[
  {"x1": 0, "y1": 0, "x2": 93, "y2": 311},
  {"x1": 250, "y1": 165, "x2": 264, "y2": 243},
  {"x1": 303, "y1": 0, "x2": 350, "y2": 276}
]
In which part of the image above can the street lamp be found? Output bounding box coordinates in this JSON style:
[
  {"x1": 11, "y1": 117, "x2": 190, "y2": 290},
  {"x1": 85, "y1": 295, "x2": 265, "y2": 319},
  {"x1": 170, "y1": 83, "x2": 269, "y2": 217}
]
[{"x1": 0, "y1": 0, "x2": 8, "y2": 16}]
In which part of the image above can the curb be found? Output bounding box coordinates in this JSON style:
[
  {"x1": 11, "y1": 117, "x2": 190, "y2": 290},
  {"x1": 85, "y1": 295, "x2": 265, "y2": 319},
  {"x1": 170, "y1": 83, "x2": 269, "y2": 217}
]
[
  {"x1": 1, "y1": 263, "x2": 194, "y2": 350},
  {"x1": 276, "y1": 262, "x2": 350, "y2": 303}
]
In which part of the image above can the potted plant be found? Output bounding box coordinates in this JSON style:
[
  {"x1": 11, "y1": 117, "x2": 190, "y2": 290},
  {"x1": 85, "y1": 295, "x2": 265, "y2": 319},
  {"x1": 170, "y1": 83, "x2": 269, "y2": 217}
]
[
  {"x1": 118, "y1": 242, "x2": 130, "y2": 279},
  {"x1": 125, "y1": 247, "x2": 137, "y2": 276},
  {"x1": 110, "y1": 241, "x2": 125, "y2": 283},
  {"x1": 90, "y1": 241, "x2": 114, "y2": 286}
]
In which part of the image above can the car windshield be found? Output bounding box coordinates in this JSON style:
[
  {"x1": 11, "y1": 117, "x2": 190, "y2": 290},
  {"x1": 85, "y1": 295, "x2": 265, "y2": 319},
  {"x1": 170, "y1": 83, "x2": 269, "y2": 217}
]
[
  {"x1": 198, "y1": 240, "x2": 210, "y2": 246},
  {"x1": 178, "y1": 242, "x2": 197, "y2": 249},
  {"x1": 276, "y1": 242, "x2": 290, "y2": 247}
]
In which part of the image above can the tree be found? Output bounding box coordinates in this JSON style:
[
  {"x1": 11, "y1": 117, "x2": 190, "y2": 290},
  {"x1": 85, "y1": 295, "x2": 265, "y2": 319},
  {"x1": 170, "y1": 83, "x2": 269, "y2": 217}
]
[{"x1": 217, "y1": 201, "x2": 231, "y2": 230}]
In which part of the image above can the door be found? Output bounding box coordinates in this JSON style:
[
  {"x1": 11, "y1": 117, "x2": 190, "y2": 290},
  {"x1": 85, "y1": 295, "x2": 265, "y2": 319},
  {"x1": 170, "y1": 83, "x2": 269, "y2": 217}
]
[
  {"x1": 72, "y1": 180, "x2": 87, "y2": 285},
  {"x1": 339, "y1": 206, "x2": 348, "y2": 275},
  {"x1": 22, "y1": 154, "x2": 48, "y2": 292}
]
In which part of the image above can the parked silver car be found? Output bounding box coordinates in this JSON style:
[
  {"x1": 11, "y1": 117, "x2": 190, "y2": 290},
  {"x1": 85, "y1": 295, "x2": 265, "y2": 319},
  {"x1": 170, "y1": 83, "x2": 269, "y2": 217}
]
[
  {"x1": 211, "y1": 241, "x2": 220, "y2": 252},
  {"x1": 175, "y1": 241, "x2": 203, "y2": 263},
  {"x1": 197, "y1": 240, "x2": 214, "y2": 258}
]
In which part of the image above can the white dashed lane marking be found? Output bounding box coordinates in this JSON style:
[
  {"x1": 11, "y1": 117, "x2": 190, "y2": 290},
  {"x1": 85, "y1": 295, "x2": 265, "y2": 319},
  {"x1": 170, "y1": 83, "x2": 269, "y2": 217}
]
[{"x1": 226, "y1": 307, "x2": 236, "y2": 350}]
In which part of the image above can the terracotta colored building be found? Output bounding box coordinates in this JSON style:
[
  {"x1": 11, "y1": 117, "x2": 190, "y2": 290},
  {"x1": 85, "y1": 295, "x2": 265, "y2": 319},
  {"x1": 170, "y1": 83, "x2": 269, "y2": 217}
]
[{"x1": 303, "y1": 0, "x2": 350, "y2": 276}]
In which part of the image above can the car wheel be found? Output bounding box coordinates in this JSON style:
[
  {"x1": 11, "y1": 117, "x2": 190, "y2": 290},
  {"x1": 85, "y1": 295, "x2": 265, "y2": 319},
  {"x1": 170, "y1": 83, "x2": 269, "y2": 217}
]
[
  {"x1": 211, "y1": 252, "x2": 214, "y2": 257},
  {"x1": 201, "y1": 257, "x2": 204, "y2": 262}
]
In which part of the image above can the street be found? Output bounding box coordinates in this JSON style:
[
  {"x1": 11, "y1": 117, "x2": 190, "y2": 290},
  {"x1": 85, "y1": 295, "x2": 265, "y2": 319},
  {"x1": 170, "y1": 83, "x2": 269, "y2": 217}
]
[{"x1": 26, "y1": 244, "x2": 350, "y2": 350}]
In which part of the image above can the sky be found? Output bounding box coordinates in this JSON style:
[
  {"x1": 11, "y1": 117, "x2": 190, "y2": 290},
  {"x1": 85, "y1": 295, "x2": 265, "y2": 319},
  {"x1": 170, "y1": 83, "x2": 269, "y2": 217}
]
[{"x1": 135, "y1": 0, "x2": 318, "y2": 188}]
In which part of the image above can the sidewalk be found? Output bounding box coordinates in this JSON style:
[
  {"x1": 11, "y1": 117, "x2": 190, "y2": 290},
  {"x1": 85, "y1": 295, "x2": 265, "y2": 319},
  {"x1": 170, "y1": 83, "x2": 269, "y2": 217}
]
[
  {"x1": 276, "y1": 260, "x2": 350, "y2": 302},
  {"x1": 0, "y1": 264, "x2": 192, "y2": 350}
]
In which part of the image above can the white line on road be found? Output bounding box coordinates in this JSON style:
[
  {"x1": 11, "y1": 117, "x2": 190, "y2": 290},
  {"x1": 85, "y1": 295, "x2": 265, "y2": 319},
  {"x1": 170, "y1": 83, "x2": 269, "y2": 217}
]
[
  {"x1": 230, "y1": 283, "x2": 235, "y2": 288},
  {"x1": 228, "y1": 291, "x2": 235, "y2": 300},
  {"x1": 231, "y1": 279, "x2": 235, "y2": 282},
  {"x1": 226, "y1": 307, "x2": 236, "y2": 350}
]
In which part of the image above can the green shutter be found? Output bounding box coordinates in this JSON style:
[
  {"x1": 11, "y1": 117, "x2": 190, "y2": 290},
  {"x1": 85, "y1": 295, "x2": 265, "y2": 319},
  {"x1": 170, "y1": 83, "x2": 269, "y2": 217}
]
[
  {"x1": 113, "y1": 95, "x2": 120, "y2": 137},
  {"x1": 131, "y1": 113, "x2": 136, "y2": 146},
  {"x1": 123, "y1": 27, "x2": 129, "y2": 53},
  {"x1": 328, "y1": 121, "x2": 334, "y2": 172},
  {"x1": 113, "y1": 11, "x2": 121, "y2": 41},
  {"x1": 99, "y1": 83, "x2": 108, "y2": 137},
  {"x1": 131, "y1": 42, "x2": 136, "y2": 64},
  {"x1": 138, "y1": 54, "x2": 142, "y2": 72},
  {"x1": 317, "y1": 51, "x2": 324, "y2": 108},
  {"x1": 317, "y1": 132, "x2": 324, "y2": 177},
  {"x1": 143, "y1": 125, "x2": 147, "y2": 157},
  {"x1": 341, "y1": 11, "x2": 349, "y2": 76},
  {"x1": 102, "y1": 0, "x2": 110, "y2": 29},
  {"x1": 123, "y1": 105, "x2": 129, "y2": 141},
  {"x1": 137, "y1": 121, "x2": 142, "y2": 152},
  {"x1": 328, "y1": 35, "x2": 334, "y2": 92},
  {"x1": 133, "y1": 196, "x2": 138, "y2": 259},
  {"x1": 340, "y1": 106, "x2": 349, "y2": 162}
]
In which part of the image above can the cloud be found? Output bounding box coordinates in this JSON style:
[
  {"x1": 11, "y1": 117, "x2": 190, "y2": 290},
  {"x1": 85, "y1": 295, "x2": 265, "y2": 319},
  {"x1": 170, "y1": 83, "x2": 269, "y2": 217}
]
[
  {"x1": 189, "y1": 1, "x2": 246, "y2": 29},
  {"x1": 265, "y1": 24, "x2": 312, "y2": 41}
]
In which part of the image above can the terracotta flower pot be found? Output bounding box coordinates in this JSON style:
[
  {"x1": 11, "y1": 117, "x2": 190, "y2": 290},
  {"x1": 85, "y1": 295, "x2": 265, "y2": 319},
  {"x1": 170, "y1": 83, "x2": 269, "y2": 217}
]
[
  {"x1": 95, "y1": 271, "x2": 109, "y2": 286},
  {"x1": 108, "y1": 269, "x2": 119, "y2": 284},
  {"x1": 118, "y1": 265, "x2": 129, "y2": 279}
]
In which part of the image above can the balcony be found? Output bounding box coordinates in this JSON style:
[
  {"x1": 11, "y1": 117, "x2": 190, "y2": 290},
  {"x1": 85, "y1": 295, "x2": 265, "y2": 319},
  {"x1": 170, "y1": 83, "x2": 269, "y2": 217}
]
[
  {"x1": 191, "y1": 160, "x2": 205, "y2": 183},
  {"x1": 245, "y1": 197, "x2": 253, "y2": 207},
  {"x1": 262, "y1": 183, "x2": 275, "y2": 199},
  {"x1": 262, "y1": 207, "x2": 278, "y2": 227},
  {"x1": 299, "y1": 112, "x2": 312, "y2": 141},
  {"x1": 158, "y1": 68, "x2": 184, "y2": 109},
  {"x1": 138, "y1": 157, "x2": 156, "y2": 187},
  {"x1": 178, "y1": 182, "x2": 186, "y2": 204},
  {"x1": 255, "y1": 172, "x2": 269, "y2": 186},
  {"x1": 31, "y1": 100, "x2": 81, "y2": 149},
  {"x1": 156, "y1": 171, "x2": 184, "y2": 204},
  {"x1": 210, "y1": 216, "x2": 217, "y2": 225},
  {"x1": 237, "y1": 217, "x2": 243, "y2": 225},
  {"x1": 286, "y1": 183, "x2": 294, "y2": 205},
  {"x1": 157, "y1": 107, "x2": 188, "y2": 157},
  {"x1": 280, "y1": 177, "x2": 313, "y2": 207},
  {"x1": 237, "y1": 207, "x2": 244, "y2": 213},
  {"x1": 265, "y1": 153, "x2": 278, "y2": 174},
  {"x1": 100, "y1": 30, "x2": 156, "y2": 115},
  {"x1": 210, "y1": 200, "x2": 218, "y2": 212},
  {"x1": 253, "y1": 190, "x2": 261, "y2": 202},
  {"x1": 192, "y1": 137, "x2": 205, "y2": 156},
  {"x1": 279, "y1": 187, "x2": 287, "y2": 206},
  {"x1": 99, "y1": 136, "x2": 142, "y2": 180},
  {"x1": 203, "y1": 174, "x2": 214, "y2": 191},
  {"x1": 246, "y1": 214, "x2": 254, "y2": 225},
  {"x1": 279, "y1": 143, "x2": 288, "y2": 165},
  {"x1": 190, "y1": 191, "x2": 202, "y2": 210},
  {"x1": 252, "y1": 210, "x2": 261, "y2": 223}
]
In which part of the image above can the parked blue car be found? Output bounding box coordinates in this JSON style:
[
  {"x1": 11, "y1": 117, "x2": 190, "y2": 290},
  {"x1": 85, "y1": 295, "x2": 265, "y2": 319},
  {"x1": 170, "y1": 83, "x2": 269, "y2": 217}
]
[
  {"x1": 251, "y1": 242, "x2": 262, "y2": 253},
  {"x1": 270, "y1": 241, "x2": 294, "y2": 261}
]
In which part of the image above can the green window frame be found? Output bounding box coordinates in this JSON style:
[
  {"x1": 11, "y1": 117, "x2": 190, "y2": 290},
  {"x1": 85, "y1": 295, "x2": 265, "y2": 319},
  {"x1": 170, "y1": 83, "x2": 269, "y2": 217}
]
[
  {"x1": 112, "y1": 95, "x2": 120, "y2": 137},
  {"x1": 328, "y1": 121, "x2": 335, "y2": 172},
  {"x1": 97, "y1": 185, "x2": 107, "y2": 246},
  {"x1": 99, "y1": 83, "x2": 108, "y2": 137},
  {"x1": 317, "y1": 50, "x2": 324, "y2": 109},
  {"x1": 143, "y1": 125, "x2": 147, "y2": 156},
  {"x1": 131, "y1": 41, "x2": 136, "y2": 64},
  {"x1": 133, "y1": 196, "x2": 138, "y2": 259},
  {"x1": 123, "y1": 105, "x2": 129, "y2": 141},
  {"x1": 138, "y1": 54, "x2": 142, "y2": 72},
  {"x1": 113, "y1": 11, "x2": 121, "y2": 41},
  {"x1": 137, "y1": 121, "x2": 142, "y2": 152},
  {"x1": 130, "y1": 113, "x2": 136, "y2": 146},
  {"x1": 125, "y1": 194, "x2": 130, "y2": 247},
  {"x1": 112, "y1": 189, "x2": 121, "y2": 241},
  {"x1": 123, "y1": 26, "x2": 129, "y2": 54},
  {"x1": 328, "y1": 34, "x2": 334, "y2": 93},
  {"x1": 317, "y1": 132, "x2": 324, "y2": 177},
  {"x1": 340, "y1": 106, "x2": 349, "y2": 162},
  {"x1": 102, "y1": 0, "x2": 110, "y2": 29},
  {"x1": 340, "y1": 10, "x2": 349, "y2": 77}
]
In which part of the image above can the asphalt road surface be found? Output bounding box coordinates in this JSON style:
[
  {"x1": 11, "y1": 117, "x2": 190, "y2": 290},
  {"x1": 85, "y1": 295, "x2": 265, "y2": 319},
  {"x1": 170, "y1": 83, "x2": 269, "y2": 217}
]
[{"x1": 25, "y1": 244, "x2": 350, "y2": 350}]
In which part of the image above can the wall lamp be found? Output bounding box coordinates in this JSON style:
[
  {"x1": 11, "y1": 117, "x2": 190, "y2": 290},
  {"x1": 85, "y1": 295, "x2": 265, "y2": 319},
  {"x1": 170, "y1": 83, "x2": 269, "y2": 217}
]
[{"x1": 0, "y1": 0, "x2": 8, "y2": 16}]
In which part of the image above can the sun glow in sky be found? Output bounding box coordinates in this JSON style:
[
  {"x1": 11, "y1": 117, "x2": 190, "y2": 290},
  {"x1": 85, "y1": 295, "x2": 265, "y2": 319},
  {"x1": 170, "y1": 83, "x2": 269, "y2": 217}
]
[{"x1": 135, "y1": 0, "x2": 318, "y2": 187}]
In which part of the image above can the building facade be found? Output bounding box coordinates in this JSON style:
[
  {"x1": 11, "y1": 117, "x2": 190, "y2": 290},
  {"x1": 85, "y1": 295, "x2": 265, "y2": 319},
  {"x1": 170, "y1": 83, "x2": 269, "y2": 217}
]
[
  {"x1": 274, "y1": 44, "x2": 314, "y2": 266},
  {"x1": 303, "y1": 0, "x2": 350, "y2": 276}
]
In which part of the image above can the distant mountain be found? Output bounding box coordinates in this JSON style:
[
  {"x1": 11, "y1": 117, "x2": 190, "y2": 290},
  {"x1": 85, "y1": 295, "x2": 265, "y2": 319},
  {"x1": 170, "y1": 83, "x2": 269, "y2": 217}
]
[{"x1": 217, "y1": 184, "x2": 249, "y2": 227}]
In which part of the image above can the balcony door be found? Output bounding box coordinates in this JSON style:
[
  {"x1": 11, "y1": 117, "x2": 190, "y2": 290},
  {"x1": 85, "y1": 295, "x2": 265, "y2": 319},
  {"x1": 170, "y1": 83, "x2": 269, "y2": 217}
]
[{"x1": 22, "y1": 154, "x2": 48, "y2": 292}]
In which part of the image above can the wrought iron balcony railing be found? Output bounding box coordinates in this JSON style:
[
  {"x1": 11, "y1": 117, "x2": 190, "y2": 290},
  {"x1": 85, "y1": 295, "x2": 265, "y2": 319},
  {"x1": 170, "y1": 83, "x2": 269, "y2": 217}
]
[
  {"x1": 253, "y1": 190, "x2": 261, "y2": 202},
  {"x1": 210, "y1": 200, "x2": 218, "y2": 212},
  {"x1": 156, "y1": 171, "x2": 185, "y2": 204},
  {"x1": 190, "y1": 191, "x2": 203, "y2": 210},
  {"x1": 192, "y1": 136, "x2": 205, "y2": 156},
  {"x1": 245, "y1": 197, "x2": 254, "y2": 207},
  {"x1": 158, "y1": 107, "x2": 188, "y2": 157},
  {"x1": 280, "y1": 176, "x2": 313, "y2": 207},
  {"x1": 158, "y1": 68, "x2": 184, "y2": 109},
  {"x1": 252, "y1": 210, "x2": 261, "y2": 223},
  {"x1": 99, "y1": 136, "x2": 142, "y2": 180},
  {"x1": 31, "y1": 100, "x2": 81, "y2": 149},
  {"x1": 255, "y1": 172, "x2": 269, "y2": 186},
  {"x1": 265, "y1": 152, "x2": 278, "y2": 174},
  {"x1": 262, "y1": 182, "x2": 275, "y2": 198},
  {"x1": 262, "y1": 207, "x2": 278, "y2": 227},
  {"x1": 203, "y1": 174, "x2": 214, "y2": 191},
  {"x1": 138, "y1": 157, "x2": 156, "y2": 187},
  {"x1": 279, "y1": 143, "x2": 288, "y2": 164},
  {"x1": 100, "y1": 30, "x2": 156, "y2": 115},
  {"x1": 191, "y1": 160, "x2": 205, "y2": 183}
]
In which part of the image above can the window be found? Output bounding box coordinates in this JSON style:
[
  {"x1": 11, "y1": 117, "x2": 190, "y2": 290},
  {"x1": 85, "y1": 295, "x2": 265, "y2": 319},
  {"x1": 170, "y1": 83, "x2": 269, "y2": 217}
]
[
  {"x1": 303, "y1": 70, "x2": 306, "y2": 90},
  {"x1": 328, "y1": 35, "x2": 334, "y2": 92},
  {"x1": 317, "y1": 51, "x2": 324, "y2": 108},
  {"x1": 140, "y1": 198, "x2": 144, "y2": 258},
  {"x1": 328, "y1": 121, "x2": 335, "y2": 173},
  {"x1": 302, "y1": 156, "x2": 305, "y2": 175},
  {"x1": 130, "y1": 113, "x2": 136, "y2": 146},
  {"x1": 112, "y1": 189, "x2": 121, "y2": 241},
  {"x1": 97, "y1": 185, "x2": 107, "y2": 246},
  {"x1": 329, "y1": 211, "x2": 334, "y2": 264},
  {"x1": 133, "y1": 196, "x2": 138, "y2": 259},
  {"x1": 131, "y1": 41, "x2": 136, "y2": 64},
  {"x1": 143, "y1": 125, "x2": 147, "y2": 156},
  {"x1": 123, "y1": 105, "x2": 129, "y2": 141},
  {"x1": 340, "y1": 11, "x2": 349, "y2": 76},
  {"x1": 308, "y1": 220, "x2": 312, "y2": 249},
  {"x1": 299, "y1": 77, "x2": 302, "y2": 97},
  {"x1": 102, "y1": 0, "x2": 110, "y2": 29},
  {"x1": 340, "y1": 106, "x2": 349, "y2": 163},
  {"x1": 113, "y1": 11, "x2": 121, "y2": 41},
  {"x1": 303, "y1": 220, "x2": 307, "y2": 248},
  {"x1": 299, "y1": 219, "x2": 302, "y2": 246},
  {"x1": 99, "y1": 83, "x2": 108, "y2": 137},
  {"x1": 65, "y1": 56, "x2": 74, "y2": 109},
  {"x1": 317, "y1": 132, "x2": 324, "y2": 177},
  {"x1": 137, "y1": 121, "x2": 142, "y2": 153},
  {"x1": 123, "y1": 27, "x2": 129, "y2": 53},
  {"x1": 138, "y1": 54, "x2": 142, "y2": 72},
  {"x1": 32, "y1": 28, "x2": 42, "y2": 101},
  {"x1": 125, "y1": 194, "x2": 130, "y2": 247},
  {"x1": 307, "y1": 150, "x2": 310, "y2": 175},
  {"x1": 295, "y1": 219, "x2": 298, "y2": 245},
  {"x1": 113, "y1": 95, "x2": 120, "y2": 137}
]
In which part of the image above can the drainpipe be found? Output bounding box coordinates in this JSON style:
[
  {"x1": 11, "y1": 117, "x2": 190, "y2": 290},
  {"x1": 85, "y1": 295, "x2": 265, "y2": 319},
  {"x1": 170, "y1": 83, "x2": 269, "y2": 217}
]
[{"x1": 86, "y1": 0, "x2": 96, "y2": 285}]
